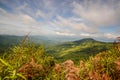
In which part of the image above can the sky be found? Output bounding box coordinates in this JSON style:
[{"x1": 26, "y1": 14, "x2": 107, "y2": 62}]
[{"x1": 0, "y1": 0, "x2": 120, "y2": 41}]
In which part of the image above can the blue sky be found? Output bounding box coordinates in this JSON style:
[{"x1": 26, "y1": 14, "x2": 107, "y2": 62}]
[{"x1": 0, "y1": 0, "x2": 120, "y2": 41}]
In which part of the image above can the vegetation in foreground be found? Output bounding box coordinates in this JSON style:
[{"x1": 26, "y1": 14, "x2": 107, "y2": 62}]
[{"x1": 0, "y1": 40, "x2": 120, "y2": 80}]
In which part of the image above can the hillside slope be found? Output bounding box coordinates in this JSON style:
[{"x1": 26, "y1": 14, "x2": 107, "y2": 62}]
[
  {"x1": 0, "y1": 39, "x2": 119, "y2": 80},
  {"x1": 0, "y1": 35, "x2": 56, "y2": 53},
  {"x1": 47, "y1": 38, "x2": 112, "y2": 63}
]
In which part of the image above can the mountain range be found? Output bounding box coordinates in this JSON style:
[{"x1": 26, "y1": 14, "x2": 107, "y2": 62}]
[
  {"x1": 0, "y1": 35, "x2": 113, "y2": 63},
  {"x1": 0, "y1": 35, "x2": 56, "y2": 53},
  {"x1": 46, "y1": 38, "x2": 112, "y2": 63}
]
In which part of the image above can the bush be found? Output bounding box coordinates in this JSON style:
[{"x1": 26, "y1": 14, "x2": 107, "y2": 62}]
[{"x1": 0, "y1": 44, "x2": 55, "y2": 80}]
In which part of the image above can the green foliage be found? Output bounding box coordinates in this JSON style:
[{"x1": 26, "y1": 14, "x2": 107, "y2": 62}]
[
  {"x1": 47, "y1": 38, "x2": 112, "y2": 63},
  {"x1": 0, "y1": 44, "x2": 55, "y2": 80},
  {"x1": 0, "y1": 37, "x2": 119, "y2": 80},
  {"x1": 78, "y1": 45, "x2": 120, "y2": 80},
  {"x1": 0, "y1": 57, "x2": 26, "y2": 80}
]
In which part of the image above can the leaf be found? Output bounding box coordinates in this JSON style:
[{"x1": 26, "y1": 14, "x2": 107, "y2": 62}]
[
  {"x1": 11, "y1": 70, "x2": 16, "y2": 79},
  {"x1": 17, "y1": 73, "x2": 27, "y2": 80},
  {"x1": 0, "y1": 57, "x2": 13, "y2": 69}
]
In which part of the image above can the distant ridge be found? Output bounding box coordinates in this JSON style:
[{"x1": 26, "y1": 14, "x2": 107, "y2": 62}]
[
  {"x1": 47, "y1": 38, "x2": 112, "y2": 63},
  {"x1": 0, "y1": 35, "x2": 56, "y2": 53},
  {"x1": 73, "y1": 38, "x2": 95, "y2": 43}
]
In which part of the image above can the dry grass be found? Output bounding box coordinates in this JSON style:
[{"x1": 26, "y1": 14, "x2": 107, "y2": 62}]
[{"x1": 18, "y1": 58, "x2": 44, "y2": 79}]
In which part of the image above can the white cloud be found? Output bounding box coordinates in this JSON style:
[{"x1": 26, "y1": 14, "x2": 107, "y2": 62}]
[
  {"x1": 80, "y1": 33, "x2": 90, "y2": 37},
  {"x1": 53, "y1": 15, "x2": 98, "y2": 33},
  {"x1": 0, "y1": 11, "x2": 36, "y2": 27},
  {"x1": 20, "y1": 14, "x2": 36, "y2": 24},
  {"x1": 36, "y1": 10, "x2": 47, "y2": 19},
  {"x1": 56, "y1": 31, "x2": 75, "y2": 36},
  {"x1": 80, "y1": 33, "x2": 100, "y2": 38},
  {"x1": 72, "y1": 0, "x2": 120, "y2": 26},
  {"x1": 0, "y1": 8, "x2": 55, "y2": 36},
  {"x1": 104, "y1": 33, "x2": 117, "y2": 39},
  {"x1": 0, "y1": 0, "x2": 119, "y2": 41}
]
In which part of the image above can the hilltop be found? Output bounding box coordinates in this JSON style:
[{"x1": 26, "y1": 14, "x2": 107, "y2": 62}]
[{"x1": 47, "y1": 38, "x2": 112, "y2": 63}]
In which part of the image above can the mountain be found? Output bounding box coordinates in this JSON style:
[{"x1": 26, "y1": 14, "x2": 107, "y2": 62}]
[
  {"x1": 0, "y1": 35, "x2": 113, "y2": 63},
  {"x1": 46, "y1": 38, "x2": 112, "y2": 63},
  {"x1": 0, "y1": 35, "x2": 22, "y2": 53},
  {"x1": 0, "y1": 35, "x2": 57, "y2": 53},
  {"x1": 0, "y1": 38, "x2": 119, "y2": 80}
]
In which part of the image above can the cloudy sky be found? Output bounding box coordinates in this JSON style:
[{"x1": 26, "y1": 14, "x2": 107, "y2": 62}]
[{"x1": 0, "y1": 0, "x2": 120, "y2": 41}]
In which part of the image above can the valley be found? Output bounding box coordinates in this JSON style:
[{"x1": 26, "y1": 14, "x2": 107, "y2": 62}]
[
  {"x1": 0, "y1": 35, "x2": 120, "y2": 80},
  {"x1": 0, "y1": 35, "x2": 112, "y2": 63},
  {"x1": 46, "y1": 38, "x2": 112, "y2": 63}
]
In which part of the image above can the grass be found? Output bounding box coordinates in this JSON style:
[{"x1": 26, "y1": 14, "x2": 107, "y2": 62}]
[
  {"x1": 0, "y1": 39, "x2": 120, "y2": 79},
  {"x1": 0, "y1": 44, "x2": 55, "y2": 79}
]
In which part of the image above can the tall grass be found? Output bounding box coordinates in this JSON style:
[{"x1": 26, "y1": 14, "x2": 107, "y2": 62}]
[
  {"x1": 0, "y1": 44, "x2": 56, "y2": 79},
  {"x1": 0, "y1": 37, "x2": 120, "y2": 79}
]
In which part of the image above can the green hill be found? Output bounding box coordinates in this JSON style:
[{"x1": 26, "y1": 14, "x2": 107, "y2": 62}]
[
  {"x1": 46, "y1": 38, "x2": 112, "y2": 63},
  {"x1": 0, "y1": 35, "x2": 57, "y2": 53},
  {"x1": 0, "y1": 35, "x2": 23, "y2": 53},
  {"x1": 0, "y1": 38, "x2": 119, "y2": 80},
  {"x1": 0, "y1": 35, "x2": 113, "y2": 63}
]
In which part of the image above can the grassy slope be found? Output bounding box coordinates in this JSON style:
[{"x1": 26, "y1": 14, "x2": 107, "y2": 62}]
[
  {"x1": 46, "y1": 38, "x2": 112, "y2": 63},
  {"x1": 0, "y1": 42, "x2": 120, "y2": 80}
]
